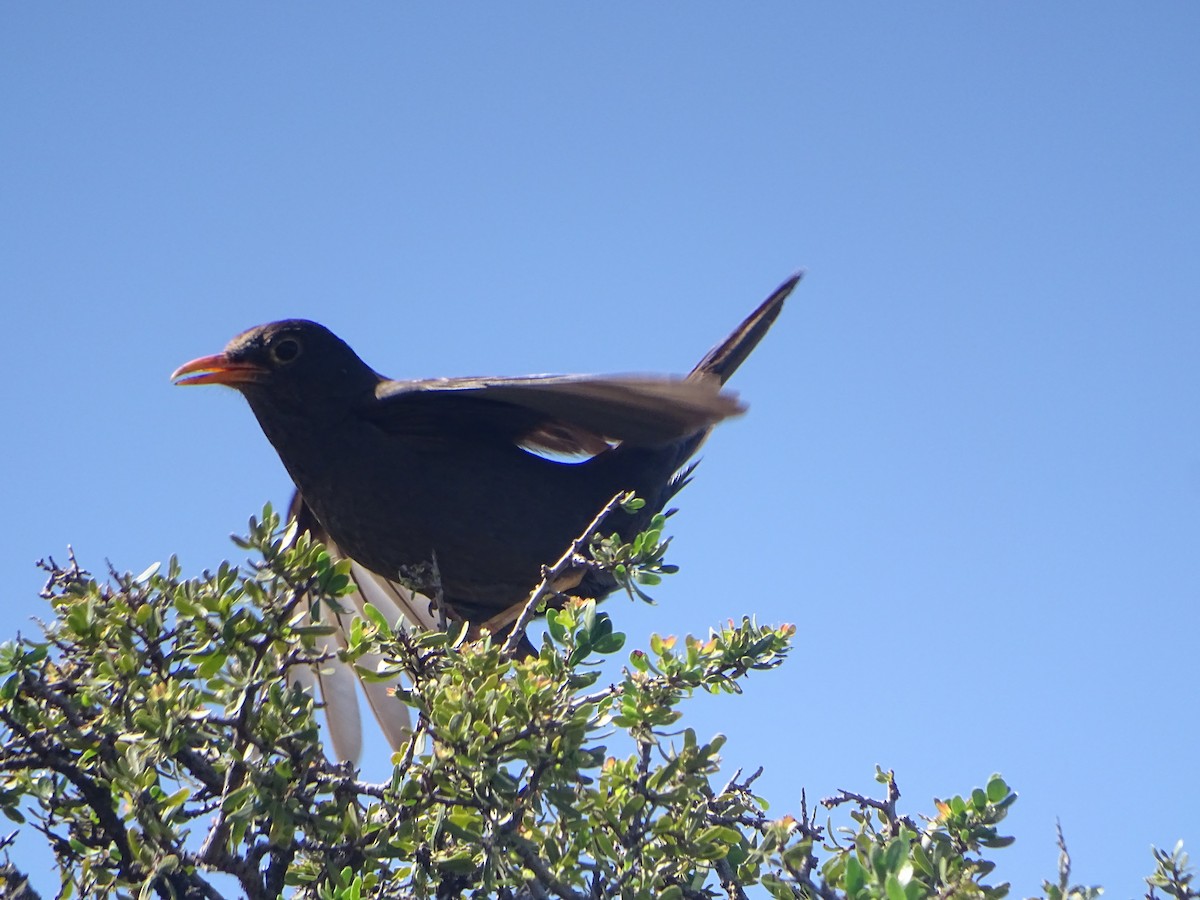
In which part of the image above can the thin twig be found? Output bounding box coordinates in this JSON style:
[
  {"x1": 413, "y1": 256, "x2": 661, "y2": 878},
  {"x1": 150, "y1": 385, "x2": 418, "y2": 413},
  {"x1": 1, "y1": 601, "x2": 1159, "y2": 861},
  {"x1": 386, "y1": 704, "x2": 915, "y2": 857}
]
[
  {"x1": 822, "y1": 770, "x2": 913, "y2": 837},
  {"x1": 712, "y1": 855, "x2": 750, "y2": 900},
  {"x1": 497, "y1": 492, "x2": 627, "y2": 656},
  {"x1": 507, "y1": 834, "x2": 591, "y2": 900}
]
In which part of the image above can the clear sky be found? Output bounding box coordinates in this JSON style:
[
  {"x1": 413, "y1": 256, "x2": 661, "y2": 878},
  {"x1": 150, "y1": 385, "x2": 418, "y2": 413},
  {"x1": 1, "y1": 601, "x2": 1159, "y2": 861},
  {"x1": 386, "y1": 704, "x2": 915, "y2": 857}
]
[{"x1": 3, "y1": 4, "x2": 1197, "y2": 897}]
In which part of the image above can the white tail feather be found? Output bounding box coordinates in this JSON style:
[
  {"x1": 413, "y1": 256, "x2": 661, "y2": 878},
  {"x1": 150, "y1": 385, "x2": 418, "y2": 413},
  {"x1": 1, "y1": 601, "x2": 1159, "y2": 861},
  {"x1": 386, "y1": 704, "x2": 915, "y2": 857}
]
[
  {"x1": 305, "y1": 611, "x2": 364, "y2": 764},
  {"x1": 347, "y1": 561, "x2": 441, "y2": 632},
  {"x1": 285, "y1": 514, "x2": 422, "y2": 763}
]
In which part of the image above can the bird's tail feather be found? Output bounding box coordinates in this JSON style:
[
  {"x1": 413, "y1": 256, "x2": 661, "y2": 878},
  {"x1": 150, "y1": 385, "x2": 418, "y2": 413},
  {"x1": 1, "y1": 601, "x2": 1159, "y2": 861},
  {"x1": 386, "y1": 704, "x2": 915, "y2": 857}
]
[
  {"x1": 287, "y1": 493, "x2": 420, "y2": 762},
  {"x1": 689, "y1": 273, "x2": 801, "y2": 385},
  {"x1": 286, "y1": 613, "x2": 365, "y2": 764}
]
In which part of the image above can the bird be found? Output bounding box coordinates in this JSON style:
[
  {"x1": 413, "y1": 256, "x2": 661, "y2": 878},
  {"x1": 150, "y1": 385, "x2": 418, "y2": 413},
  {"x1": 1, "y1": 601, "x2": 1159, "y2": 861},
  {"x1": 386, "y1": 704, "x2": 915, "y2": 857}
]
[{"x1": 173, "y1": 273, "x2": 800, "y2": 760}]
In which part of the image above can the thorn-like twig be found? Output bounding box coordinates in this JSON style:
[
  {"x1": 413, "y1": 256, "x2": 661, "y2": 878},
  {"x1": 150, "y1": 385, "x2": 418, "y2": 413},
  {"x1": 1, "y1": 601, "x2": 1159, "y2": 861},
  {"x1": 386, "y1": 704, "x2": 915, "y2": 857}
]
[
  {"x1": 823, "y1": 770, "x2": 913, "y2": 837},
  {"x1": 496, "y1": 492, "x2": 627, "y2": 656}
]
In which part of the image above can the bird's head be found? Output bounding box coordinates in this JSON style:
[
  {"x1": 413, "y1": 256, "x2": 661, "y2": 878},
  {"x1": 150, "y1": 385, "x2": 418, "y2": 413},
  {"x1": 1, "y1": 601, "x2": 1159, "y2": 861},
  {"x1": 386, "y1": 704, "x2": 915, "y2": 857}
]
[{"x1": 172, "y1": 320, "x2": 381, "y2": 417}]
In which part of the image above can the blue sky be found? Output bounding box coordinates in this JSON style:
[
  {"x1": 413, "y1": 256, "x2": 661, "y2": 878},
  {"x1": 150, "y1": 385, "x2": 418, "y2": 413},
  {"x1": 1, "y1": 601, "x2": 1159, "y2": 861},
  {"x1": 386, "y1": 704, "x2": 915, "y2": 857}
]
[{"x1": 3, "y1": 4, "x2": 1198, "y2": 897}]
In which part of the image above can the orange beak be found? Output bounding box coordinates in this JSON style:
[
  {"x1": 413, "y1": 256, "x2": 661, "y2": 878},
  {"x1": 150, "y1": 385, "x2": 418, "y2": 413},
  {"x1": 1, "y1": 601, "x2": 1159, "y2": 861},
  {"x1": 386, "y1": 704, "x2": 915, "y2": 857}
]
[{"x1": 171, "y1": 353, "x2": 268, "y2": 387}]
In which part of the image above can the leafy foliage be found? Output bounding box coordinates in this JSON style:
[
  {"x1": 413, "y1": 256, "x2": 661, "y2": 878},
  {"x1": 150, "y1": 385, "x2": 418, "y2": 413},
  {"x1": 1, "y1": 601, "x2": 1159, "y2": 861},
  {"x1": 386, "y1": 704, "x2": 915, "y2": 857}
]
[
  {"x1": 1146, "y1": 842, "x2": 1197, "y2": 900},
  {"x1": 0, "y1": 507, "x2": 1190, "y2": 899}
]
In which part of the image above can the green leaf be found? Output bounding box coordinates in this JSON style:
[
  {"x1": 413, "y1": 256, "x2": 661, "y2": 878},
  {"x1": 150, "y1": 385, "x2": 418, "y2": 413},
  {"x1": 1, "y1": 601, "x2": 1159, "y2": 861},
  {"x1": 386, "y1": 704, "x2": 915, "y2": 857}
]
[
  {"x1": 986, "y1": 776, "x2": 1010, "y2": 802},
  {"x1": 0, "y1": 673, "x2": 19, "y2": 701},
  {"x1": 910, "y1": 843, "x2": 934, "y2": 877},
  {"x1": 592, "y1": 632, "x2": 626, "y2": 655},
  {"x1": 361, "y1": 602, "x2": 391, "y2": 634},
  {"x1": 438, "y1": 851, "x2": 477, "y2": 874},
  {"x1": 982, "y1": 835, "x2": 1016, "y2": 848},
  {"x1": 135, "y1": 561, "x2": 161, "y2": 584},
  {"x1": 763, "y1": 874, "x2": 795, "y2": 900},
  {"x1": 279, "y1": 516, "x2": 300, "y2": 549},
  {"x1": 845, "y1": 855, "x2": 866, "y2": 895},
  {"x1": 195, "y1": 652, "x2": 226, "y2": 679},
  {"x1": 546, "y1": 609, "x2": 567, "y2": 642}
]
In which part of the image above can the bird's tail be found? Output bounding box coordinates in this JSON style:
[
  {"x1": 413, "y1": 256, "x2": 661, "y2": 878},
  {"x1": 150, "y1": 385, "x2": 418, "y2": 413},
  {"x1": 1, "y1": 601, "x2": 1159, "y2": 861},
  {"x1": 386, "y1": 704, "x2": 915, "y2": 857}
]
[
  {"x1": 286, "y1": 492, "x2": 420, "y2": 762},
  {"x1": 689, "y1": 272, "x2": 802, "y2": 386}
]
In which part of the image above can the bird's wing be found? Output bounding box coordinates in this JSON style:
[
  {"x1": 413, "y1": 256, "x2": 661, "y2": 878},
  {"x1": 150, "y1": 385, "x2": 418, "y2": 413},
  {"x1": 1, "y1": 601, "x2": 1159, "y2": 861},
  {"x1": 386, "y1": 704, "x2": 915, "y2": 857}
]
[{"x1": 371, "y1": 374, "x2": 744, "y2": 454}]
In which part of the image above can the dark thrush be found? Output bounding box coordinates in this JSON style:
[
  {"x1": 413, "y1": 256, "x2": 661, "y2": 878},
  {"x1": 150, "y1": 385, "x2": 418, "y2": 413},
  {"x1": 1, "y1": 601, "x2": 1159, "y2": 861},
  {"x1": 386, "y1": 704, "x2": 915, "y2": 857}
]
[{"x1": 172, "y1": 273, "x2": 798, "y2": 756}]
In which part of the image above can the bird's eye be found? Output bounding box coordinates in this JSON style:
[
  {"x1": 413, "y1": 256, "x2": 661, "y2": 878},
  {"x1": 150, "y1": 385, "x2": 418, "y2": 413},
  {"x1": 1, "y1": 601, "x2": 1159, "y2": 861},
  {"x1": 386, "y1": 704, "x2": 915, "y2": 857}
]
[{"x1": 271, "y1": 338, "x2": 302, "y2": 364}]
